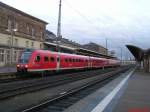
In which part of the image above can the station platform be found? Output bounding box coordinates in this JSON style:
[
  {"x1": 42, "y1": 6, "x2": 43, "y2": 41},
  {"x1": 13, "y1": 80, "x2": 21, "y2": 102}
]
[
  {"x1": 113, "y1": 69, "x2": 150, "y2": 112},
  {"x1": 64, "y1": 68, "x2": 150, "y2": 112},
  {"x1": 0, "y1": 67, "x2": 16, "y2": 74}
]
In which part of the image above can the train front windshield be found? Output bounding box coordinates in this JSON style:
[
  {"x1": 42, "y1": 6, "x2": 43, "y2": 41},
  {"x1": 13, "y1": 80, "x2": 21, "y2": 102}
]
[{"x1": 19, "y1": 52, "x2": 32, "y2": 63}]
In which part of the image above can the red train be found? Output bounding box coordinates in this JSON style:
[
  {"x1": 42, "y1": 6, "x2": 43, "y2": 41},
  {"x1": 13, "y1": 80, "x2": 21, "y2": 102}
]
[{"x1": 16, "y1": 49, "x2": 120, "y2": 73}]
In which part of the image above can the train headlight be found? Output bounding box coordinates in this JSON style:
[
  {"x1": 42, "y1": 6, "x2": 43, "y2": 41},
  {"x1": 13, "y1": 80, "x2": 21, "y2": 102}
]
[
  {"x1": 25, "y1": 65, "x2": 28, "y2": 68},
  {"x1": 17, "y1": 64, "x2": 20, "y2": 67}
]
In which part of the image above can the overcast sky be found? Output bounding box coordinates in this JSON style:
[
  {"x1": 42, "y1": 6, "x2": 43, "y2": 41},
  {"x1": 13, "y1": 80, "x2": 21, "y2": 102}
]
[{"x1": 1, "y1": 0, "x2": 150, "y2": 59}]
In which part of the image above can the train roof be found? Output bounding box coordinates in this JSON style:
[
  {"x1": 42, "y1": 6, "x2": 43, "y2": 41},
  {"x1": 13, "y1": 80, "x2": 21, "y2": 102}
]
[
  {"x1": 23, "y1": 49, "x2": 117, "y2": 60},
  {"x1": 32, "y1": 49, "x2": 89, "y2": 58}
]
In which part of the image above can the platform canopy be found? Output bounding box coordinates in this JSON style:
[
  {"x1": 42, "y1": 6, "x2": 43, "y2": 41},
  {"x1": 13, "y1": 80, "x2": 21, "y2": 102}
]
[
  {"x1": 145, "y1": 49, "x2": 150, "y2": 56},
  {"x1": 126, "y1": 45, "x2": 144, "y2": 61},
  {"x1": 126, "y1": 45, "x2": 150, "y2": 61}
]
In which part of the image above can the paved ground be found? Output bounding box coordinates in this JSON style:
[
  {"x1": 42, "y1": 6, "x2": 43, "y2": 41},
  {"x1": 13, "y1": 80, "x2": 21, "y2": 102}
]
[
  {"x1": 113, "y1": 70, "x2": 150, "y2": 112},
  {"x1": 64, "y1": 68, "x2": 133, "y2": 112},
  {"x1": 0, "y1": 67, "x2": 16, "y2": 73},
  {"x1": 64, "y1": 68, "x2": 150, "y2": 112}
]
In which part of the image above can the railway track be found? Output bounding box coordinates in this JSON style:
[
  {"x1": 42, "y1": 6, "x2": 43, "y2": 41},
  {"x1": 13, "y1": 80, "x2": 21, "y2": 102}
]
[
  {"x1": 22, "y1": 66, "x2": 132, "y2": 112},
  {"x1": 0, "y1": 68, "x2": 113, "y2": 84},
  {"x1": 0, "y1": 68, "x2": 117, "y2": 100}
]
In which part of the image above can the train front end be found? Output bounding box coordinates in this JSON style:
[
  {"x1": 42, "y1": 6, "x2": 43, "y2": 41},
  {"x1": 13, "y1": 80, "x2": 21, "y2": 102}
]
[{"x1": 16, "y1": 50, "x2": 32, "y2": 73}]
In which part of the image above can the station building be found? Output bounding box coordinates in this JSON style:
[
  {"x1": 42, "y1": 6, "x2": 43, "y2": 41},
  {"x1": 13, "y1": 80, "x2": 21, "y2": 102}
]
[
  {"x1": 44, "y1": 31, "x2": 115, "y2": 59},
  {"x1": 0, "y1": 2, "x2": 47, "y2": 67},
  {"x1": 45, "y1": 30, "x2": 81, "y2": 52},
  {"x1": 83, "y1": 42, "x2": 108, "y2": 55},
  {"x1": 45, "y1": 31, "x2": 109, "y2": 56}
]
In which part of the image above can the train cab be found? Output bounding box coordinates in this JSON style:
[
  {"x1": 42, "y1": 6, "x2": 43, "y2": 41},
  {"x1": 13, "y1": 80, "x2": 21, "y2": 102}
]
[{"x1": 17, "y1": 50, "x2": 32, "y2": 72}]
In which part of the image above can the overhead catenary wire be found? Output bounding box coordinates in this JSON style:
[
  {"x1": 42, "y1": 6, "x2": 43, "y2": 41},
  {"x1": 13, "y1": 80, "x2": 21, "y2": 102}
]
[
  {"x1": 59, "y1": 0, "x2": 134, "y2": 59},
  {"x1": 63, "y1": 0, "x2": 123, "y2": 47}
]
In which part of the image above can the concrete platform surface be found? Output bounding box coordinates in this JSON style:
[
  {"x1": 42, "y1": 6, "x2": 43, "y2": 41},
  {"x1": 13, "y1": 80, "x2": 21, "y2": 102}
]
[
  {"x1": 64, "y1": 68, "x2": 135, "y2": 112},
  {"x1": 0, "y1": 67, "x2": 16, "y2": 74},
  {"x1": 64, "y1": 68, "x2": 150, "y2": 112},
  {"x1": 113, "y1": 70, "x2": 150, "y2": 112}
]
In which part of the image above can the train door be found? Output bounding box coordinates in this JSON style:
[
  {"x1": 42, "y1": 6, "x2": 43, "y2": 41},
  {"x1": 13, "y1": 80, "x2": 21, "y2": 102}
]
[
  {"x1": 49, "y1": 54, "x2": 56, "y2": 70},
  {"x1": 89, "y1": 57, "x2": 92, "y2": 68},
  {"x1": 56, "y1": 53, "x2": 60, "y2": 71},
  {"x1": 88, "y1": 57, "x2": 90, "y2": 68},
  {"x1": 43, "y1": 55, "x2": 49, "y2": 70}
]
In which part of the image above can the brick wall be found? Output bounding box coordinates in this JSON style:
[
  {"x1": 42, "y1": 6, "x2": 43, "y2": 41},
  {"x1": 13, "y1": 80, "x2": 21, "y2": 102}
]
[{"x1": 0, "y1": 2, "x2": 46, "y2": 42}]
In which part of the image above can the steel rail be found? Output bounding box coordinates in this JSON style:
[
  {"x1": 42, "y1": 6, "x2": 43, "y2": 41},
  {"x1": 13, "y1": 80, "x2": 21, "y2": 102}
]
[{"x1": 0, "y1": 68, "x2": 116, "y2": 100}]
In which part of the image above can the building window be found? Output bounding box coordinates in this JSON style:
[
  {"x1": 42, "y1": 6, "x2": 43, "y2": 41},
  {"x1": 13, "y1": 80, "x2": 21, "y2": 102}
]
[
  {"x1": 0, "y1": 49, "x2": 4, "y2": 62},
  {"x1": 31, "y1": 42, "x2": 34, "y2": 48},
  {"x1": 15, "y1": 22, "x2": 18, "y2": 30},
  {"x1": 27, "y1": 25, "x2": 29, "y2": 34},
  {"x1": 32, "y1": 27, "x2": 35, "y2": 37},
  {"x1": 14, "y1": 38, "x2": 18, "y2": 46},
  {"x1": 13, "y1": 51, "x2": 17, "y2": 62},
  {"x1": 26, "y1": 41, "x2": 29, "y2": 48},
  {"x1": 7, "y1": 38, "x2": 11, "y2": 45},
  {"x1": 7, "y1": 19, "x2": 12, "y2": 30},
  {"x1": 40, "y1": 31, "x2": 43, "y2": 40},
  {"x1": 6, "y1": 50, "x2": 10, "y2": 64},
  {"x1": 40, "y1": 44, "x2": 42, "y2": 49}
]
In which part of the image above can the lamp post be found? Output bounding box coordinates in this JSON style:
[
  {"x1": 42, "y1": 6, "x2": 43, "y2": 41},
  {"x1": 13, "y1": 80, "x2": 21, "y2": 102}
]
[
  {"x1": 105, "y1": 38, "x2": 108, "y2": 55},
  {"x1": 118, "y1": 47, "x2": 123, "y2": 64},
  {"x1": 56, "y1": 0, "x2": 62, "y2": 71},
  {"x1": 57, "y1": 0, "x2": 62, "y2": 49}
]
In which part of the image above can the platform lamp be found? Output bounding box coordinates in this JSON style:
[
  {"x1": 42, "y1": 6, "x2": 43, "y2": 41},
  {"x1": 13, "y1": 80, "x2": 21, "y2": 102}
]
[
  {"x1": 6, "y1": 27, "x2": 18, "y2": 65},
  {"x1": 118, "y1": 47, "x2": 123, "y2": 65},
  {"x1": 105, "y1": 38, "x2": 108, "y2": 55}
]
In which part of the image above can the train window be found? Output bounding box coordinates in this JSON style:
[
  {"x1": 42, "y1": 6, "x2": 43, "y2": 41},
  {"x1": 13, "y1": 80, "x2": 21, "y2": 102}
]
[
  {"x1": 44, "y1": 56, "x2": 49, "y2": 62},
  {"x1": 50, "y1": 57, "x2": 55, "y2": 62},
  {"x1": 73, "y1": 59, "x2": 75, "y2": 62},
  {"x1": 65, "y1": 58, "x2": 68, "y2": 62},
  {"x1": 35, "y1": 55, "x2": 40, "y2": 62},
  {"x1": 57, "y1": 57, "x2": 60, "y2": 62},
  {"x1": 76, "y1": 59, "x2": 78, "y2": 62},
  {"x1": 69, "y1": 58, "x2": 72, "y2": 62}
]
